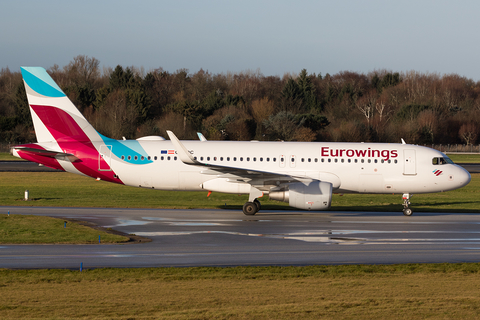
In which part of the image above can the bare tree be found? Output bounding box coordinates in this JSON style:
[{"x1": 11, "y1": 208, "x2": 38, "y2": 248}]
[
  {"x1": 356, "y1": 91, "x2": 376, "y2": 125},
  {"x1": 459, "y1": 122, "x2": 478, "y2": 145}
]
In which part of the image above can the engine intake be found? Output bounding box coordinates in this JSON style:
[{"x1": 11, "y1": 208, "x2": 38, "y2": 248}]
[{"x1": 269, "y1": 181, "x2": 332, "y2": 210}]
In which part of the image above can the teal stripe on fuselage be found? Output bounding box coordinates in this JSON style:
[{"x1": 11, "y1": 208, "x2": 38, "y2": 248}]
[{"x1": 98, "y1": 134, "x2": 153, "y2": 164}]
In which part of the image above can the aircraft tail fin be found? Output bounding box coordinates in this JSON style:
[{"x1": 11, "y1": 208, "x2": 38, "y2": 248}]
[{"x1": 20, "y1": 67, "x2": 97, "y2": 143}]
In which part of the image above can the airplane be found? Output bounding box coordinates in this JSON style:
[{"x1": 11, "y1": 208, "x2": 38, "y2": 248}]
[{"x1": 11, "y1": 67, "x2": 471, "y2": 216}]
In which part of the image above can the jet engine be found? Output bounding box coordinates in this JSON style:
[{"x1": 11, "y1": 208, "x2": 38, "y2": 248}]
[{"x1": 269, "y1": 181, "x2": 332, "y2": 210}]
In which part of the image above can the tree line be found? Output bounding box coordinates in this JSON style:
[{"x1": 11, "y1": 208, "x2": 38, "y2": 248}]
[{"x1": 0, "y1": 55, "x2": 479, "y2": 146}]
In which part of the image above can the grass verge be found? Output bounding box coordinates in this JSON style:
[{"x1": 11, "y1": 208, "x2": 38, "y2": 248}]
[
  {"x1": 0, "y1": 172, "x2": 479, "y2": 212},
  {"x1": 0, "y1": 214, "x2": 129, "y2": 244},
  {"x1": 0, "y1": 152, "x2": 21, "y2": 161},
  {"x1": 1, "y1": 264, "x2": 480, "y2": 319}
]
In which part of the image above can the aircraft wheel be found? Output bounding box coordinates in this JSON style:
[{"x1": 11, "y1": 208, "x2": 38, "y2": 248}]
[
  {"x1": 253, "y1": 199, "x2": 261, "y2": 211},
  {"x1": 243, "y1": 202, "x2": 258, "y2": 215},
  {"x1": 403, "y1": 208, "x2": 413, "y2": 216}
]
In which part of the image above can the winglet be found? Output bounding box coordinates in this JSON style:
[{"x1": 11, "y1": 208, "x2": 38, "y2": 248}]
[
  {"x1": 197, "y1": 132, "x2": 207, "y2": 141},
  {"x1": 166, "y1": 130, "x2": 198, "y2": 165},
  {"x1": 401, "y1": 138, "x2": 406, "y2": 145}
]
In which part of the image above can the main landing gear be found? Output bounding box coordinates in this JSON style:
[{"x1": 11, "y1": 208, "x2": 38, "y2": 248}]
[
  {"x1": 402, "y1": 193, "x2": 413, "y2": 216},
  {"x1": 243, "y1": 199, "x2": 261, "y2": 215}
]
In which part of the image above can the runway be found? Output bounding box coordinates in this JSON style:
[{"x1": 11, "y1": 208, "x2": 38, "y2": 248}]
[{"x1": 1, "y1": 206, "x2": 480, "y2": 269}]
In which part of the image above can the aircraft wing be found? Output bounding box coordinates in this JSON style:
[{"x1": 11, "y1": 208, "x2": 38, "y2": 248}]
[{"x1": 167, "y1": 131, "x2": 314, "y2": 186}]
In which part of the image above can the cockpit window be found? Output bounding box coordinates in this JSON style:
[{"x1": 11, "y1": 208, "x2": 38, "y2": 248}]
[
  {"x1": 432, "y1": 157, "x2": 454, "y2": 165},
  {"x1": 443, "y1": 156, "x2": 454, "y2": 164}
]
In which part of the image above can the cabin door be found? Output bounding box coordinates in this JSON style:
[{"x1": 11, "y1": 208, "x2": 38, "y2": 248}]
[
  {"x1": 99, "y1": 145, "x2": 112, "y2": 171},
  {"x1": 403, "y1": 149, "x2": 416, "y2": 175}
]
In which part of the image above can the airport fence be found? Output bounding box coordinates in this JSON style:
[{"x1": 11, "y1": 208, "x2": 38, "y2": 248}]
[{"x1": 0, "y1": 143, "x2": 12, "y2": 153}]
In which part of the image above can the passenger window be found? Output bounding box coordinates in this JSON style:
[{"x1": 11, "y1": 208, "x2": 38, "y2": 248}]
[
  {"x1": 361, "y1": 159, "x2": 364, "y2": 163},
  {"x1": 220, "y1": 157, "x2": 223, "y2": 161},
  {"x1": 266, "y1": 157, "x2": 270, "y2": 162},
  {"x1": 253, "y1": 157, "x2": 256, "y2": 161},
  {"x1": 374, "y1": 159, "x2": 377, "y2": 163},
  {"x1": 394, "y1": 160, "x2": 398, "y2": 164},
  {"x1": 368, "y1": 159, "x2": 371, "y2": 163},
  {"x1": 308, "y1": 158, "x2": 311, "y2": 162},
  {"x1": 227, "y1": 157, "x2": 230, "y2": 161},
  {"x1": 121, "y1": 156, "x2": 125, "y2": 160},
  {"x1": 260, "y1": 157, "x2": 263, "y2": 162},
  {"x1": 348, "y1": 159, "x2": 351, "y2": 163},
  {"x1": 240, "y1": 157, "x2": 243, "y2": 161},
  {"x1": 194, "y1": 156, "x2": 197, "y2": 160},
  {"x1": 167, "y1": 156, "x2": 170, "y2": 160},
  {"x1": 134, "y1": 156, "x2": 138, "y2": 160},
  {"x1": 341, "y1": 159, "x2": 344, "y2": 163},
  {"x1": 200, "y1": 157, "x2": 204, "y2": 161},
  {"x1": 154, "y1": 156, "x2": 157, "y2": 160},
  {"x1": 234, "y1": 157, "x2": 237, "y2": 161},
  {"x1": 247, "y1": 157, "x2": 250, "y2": 161},
  {"x1": 273, "y1": 158, "x2": 276, "y2": 162},
  {"x1": 315, "y1": 158, "x2": 318, "y2": 162},
  {"x1": 128, "y1": 156, "x2": 131, "y2": 160},
  {"x1": 328, "y1": 159, "x2": 331, "y2": 163},
  {"x1": 388, "y1": 160, "x2": 391, "y2": 163},
  {"x1": 147, "y1": 156, "x2": 151, "y2": 160},
  {"x1": 301, "y1": 158, "x2": 305, "y2": 162},
  {"x1": 207, "y1": 157, "x2": 210, "y2": 161},
  {"x1": 174, "y1": 156, "x2": 177, "y2": 160},
  {"x1": 321, "y1": 159, "x2": 324, "y2": 163}
]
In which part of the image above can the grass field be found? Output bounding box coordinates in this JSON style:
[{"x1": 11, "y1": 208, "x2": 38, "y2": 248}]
[
  {"x1": 0, "y1": 171, "x2": 479, "y2": 213},
  {"x1": 1, "y1": 264, "x2": 480, "y2": 319},
  {"x1": 0, "y1": 214, "x2": 128, "y2": 244},
  {"x1": 0, "y1": 152, "x2": 21, "y2": 161},
  {"x1": 447, "y1": 153, "x2": 480, "y2": 163}
]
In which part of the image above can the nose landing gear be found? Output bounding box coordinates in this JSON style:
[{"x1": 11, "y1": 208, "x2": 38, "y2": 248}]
[{"x1": 402, "y1": 193, "x2": 413, "y2": 216}]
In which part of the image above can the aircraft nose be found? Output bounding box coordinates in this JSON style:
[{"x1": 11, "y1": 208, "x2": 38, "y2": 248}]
[{"x1": 456, "y1": 165, "x2": 471, "y2": 188}]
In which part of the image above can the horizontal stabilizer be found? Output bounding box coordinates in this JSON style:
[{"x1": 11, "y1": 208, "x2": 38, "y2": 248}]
[{"x1": 12, "y1": 146, "x2": 80, "y2": 162}]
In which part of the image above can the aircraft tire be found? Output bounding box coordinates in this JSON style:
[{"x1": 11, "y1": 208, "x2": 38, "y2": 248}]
[
  {"x1": 243, "y1": 202, "x2": 258, "y2": 215},
  {"x1": 253, "y1": 199, "x2": 261, "y2": 211},
  {"x1": 403, "y1": 208, "x2": 413, "y2": 216}
]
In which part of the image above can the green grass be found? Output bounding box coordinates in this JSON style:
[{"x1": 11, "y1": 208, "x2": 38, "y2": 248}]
[
  {"x1": 447, "y1": 153, "x2": 480, "y2": 163},
  {"x1": 1, "y1": 264, "x2": 480, "y2": 319},
  {"x1": 0, "y1": 171, "x2": 479, "y2": 212},
  {"x1": 0, "y1": 214, "x2": 129, "y2": 244},
  {"x1": 0, "y1": 152, "x2": 20, "y2": 161}
]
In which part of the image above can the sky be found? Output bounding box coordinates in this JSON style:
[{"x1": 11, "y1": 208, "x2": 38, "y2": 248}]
[{"x1": 2, "y1": 0, "x2": 480, "y2": 80}]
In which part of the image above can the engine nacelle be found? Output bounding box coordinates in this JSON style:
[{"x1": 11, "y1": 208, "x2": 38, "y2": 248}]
[{"x1": 269, "y1": 181, "x2": 332, "y2": 210}]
